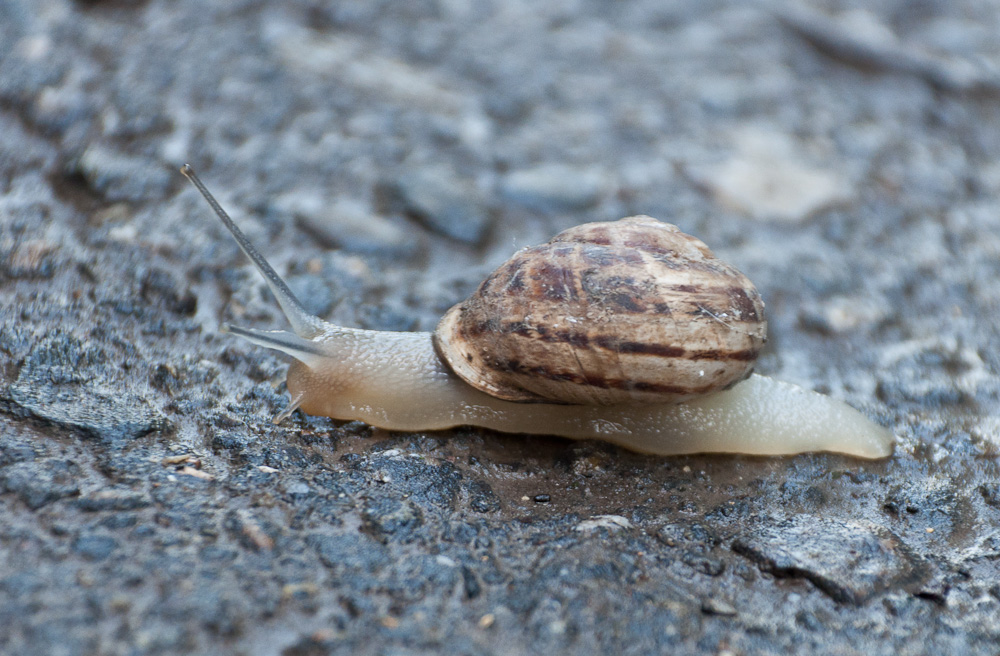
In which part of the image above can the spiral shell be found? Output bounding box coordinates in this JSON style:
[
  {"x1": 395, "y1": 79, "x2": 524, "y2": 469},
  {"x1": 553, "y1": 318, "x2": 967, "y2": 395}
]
[{"x1": 433, "y1": 215, "x2": 767, "y2": 405}]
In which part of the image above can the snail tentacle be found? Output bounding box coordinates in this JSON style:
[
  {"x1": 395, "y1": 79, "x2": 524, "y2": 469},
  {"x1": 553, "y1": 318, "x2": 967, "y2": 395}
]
[
  {"x1": 182, "y1": 164, "x2": 323, "y2": 338},
  {"x1": 224, "y1": 325, "x2": 328, "y2": 368}
]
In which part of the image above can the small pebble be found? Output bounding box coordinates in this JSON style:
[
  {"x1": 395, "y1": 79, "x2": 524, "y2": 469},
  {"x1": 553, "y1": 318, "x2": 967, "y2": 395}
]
[
  {"x1": 575, "y1": 515, "x2": 633, "y2": 532},
  {"x1": 692, "y1": 128, "x2": 851, "y2": 222},
  {"x1": 292, "y1": 196, "x2": 418, "y2": 258},
  {"x1": 2, "y1": 239, "x2": 56, "y2": 279},
  {"x1": 500, "y1": 163, "x2": 604, "y2": 213},
  {"x1": 700, "y1": 598, "x2": 737, "y2": 616},
  {"x1": 73, "y1": 145, "x2": 172, "y2": 203},
  {"x1": 799, "y1": 295, "x2": 888, "y2": 334},
  {"x1": 388, "y1": 166, "x2": 491, "y2": 245}
]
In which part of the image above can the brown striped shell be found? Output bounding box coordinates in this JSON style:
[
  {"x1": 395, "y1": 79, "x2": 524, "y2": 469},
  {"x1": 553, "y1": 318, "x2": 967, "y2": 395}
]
[{"x1": 432, "y1": 215, "x2": 767, "y2": 405}]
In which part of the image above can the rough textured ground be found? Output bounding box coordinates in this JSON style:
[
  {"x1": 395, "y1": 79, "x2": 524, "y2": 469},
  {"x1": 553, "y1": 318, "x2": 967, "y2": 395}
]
[{"x1": 2, "y1": 0, "x2": 1000, "y2": 654}]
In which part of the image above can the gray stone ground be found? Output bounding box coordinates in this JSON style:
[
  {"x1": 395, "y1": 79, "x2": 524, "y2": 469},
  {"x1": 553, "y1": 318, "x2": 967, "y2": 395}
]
[{"x1": 2, "y1": 0, "x2": 1000, "y2": 654}]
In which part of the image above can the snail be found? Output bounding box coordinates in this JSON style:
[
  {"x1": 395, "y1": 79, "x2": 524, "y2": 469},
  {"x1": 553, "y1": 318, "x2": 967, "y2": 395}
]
[{"x1": 180, "y1": 165, "x2": 893, "y2": 458}]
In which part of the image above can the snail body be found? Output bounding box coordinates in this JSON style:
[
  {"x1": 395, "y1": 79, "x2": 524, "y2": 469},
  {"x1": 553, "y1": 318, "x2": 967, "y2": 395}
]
[{"x1": 182, "y1": 166, "x2": 893, "y2": 458}]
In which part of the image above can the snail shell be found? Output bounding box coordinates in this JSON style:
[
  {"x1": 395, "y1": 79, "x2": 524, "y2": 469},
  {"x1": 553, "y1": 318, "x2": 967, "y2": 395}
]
[{"x1": 434, "y1": 216, "x2": 766, "y2": 405}]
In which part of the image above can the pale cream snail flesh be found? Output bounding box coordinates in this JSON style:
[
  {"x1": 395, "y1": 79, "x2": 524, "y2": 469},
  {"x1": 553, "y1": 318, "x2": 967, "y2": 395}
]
[{"x1": 181, "y1": 165, "x2": 893, "y2": 458}]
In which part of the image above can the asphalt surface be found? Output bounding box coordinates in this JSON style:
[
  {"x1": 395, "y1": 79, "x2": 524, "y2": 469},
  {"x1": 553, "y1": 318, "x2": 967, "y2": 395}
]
[{"x1": 2, "y1": 1, "x2": 1000, "y2": 654}]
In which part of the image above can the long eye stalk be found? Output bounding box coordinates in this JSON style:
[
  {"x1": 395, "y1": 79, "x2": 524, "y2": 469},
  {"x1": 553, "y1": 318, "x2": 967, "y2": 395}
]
[{"x1": 180, "y1": 164, "x2": 322, "y2": 338}]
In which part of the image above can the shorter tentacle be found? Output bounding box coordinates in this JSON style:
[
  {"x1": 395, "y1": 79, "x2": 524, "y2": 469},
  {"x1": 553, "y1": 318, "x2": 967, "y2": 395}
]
[{"x1": 224, "y1": 325, "x2": 326, "y2": 369}]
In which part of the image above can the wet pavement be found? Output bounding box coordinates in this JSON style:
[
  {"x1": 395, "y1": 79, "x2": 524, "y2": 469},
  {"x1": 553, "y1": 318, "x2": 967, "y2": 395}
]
[{"x1": 2, "y1": 1, "x2": 1000, "y2": 653}]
